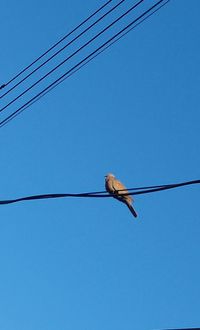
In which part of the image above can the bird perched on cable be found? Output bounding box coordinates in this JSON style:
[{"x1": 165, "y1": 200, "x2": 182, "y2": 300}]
[{"x1": 105, "y1": 173, "x2": 137, "y2": 218}]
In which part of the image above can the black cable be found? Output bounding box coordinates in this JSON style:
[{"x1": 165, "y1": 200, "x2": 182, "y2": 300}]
[
  {"x1": 36, "y1": 0, "x2": 170, "y2": 107},
  {"x1": 163, "y1": 329, "x2": 200, "y2": 330},
  {"x1": 0, "y1": 0, "x2": 170, "y2": 128},
  {"x1": 12, "y1": 0, "x2": 170, "y2": 125},
  {"x1": 132, "y1": 180, "x2": 200, "y2": 196},
  {"x1": 0, "y1": 0, "x2": 144, "y2": 113},
  {"x1": 0, "y1": 0, "x2": 112, "y2": 91},
  {"x1": 0, "y1": 180, "x2": 199, "y2": 205},
  {"x1": 0, "y1": 0, "x2": 124, "y2": 100}
]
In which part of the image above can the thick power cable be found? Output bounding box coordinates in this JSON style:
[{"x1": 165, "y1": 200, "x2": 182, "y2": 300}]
[
  {"x1": 0, "y1": 179, "x2": 199, "y2": 205},
  {"x1": 0, "y1": 0, "x2": 124, "y2": 99},
  {"x1": 0, "y1": 0, "x2": 170, "y2": 128},
  {"x1": 0, "y1": 0, "x2": 144, "y2": 113},
  {"x1": 0, "y1": 0, "x2": 112, "y2": 91}
]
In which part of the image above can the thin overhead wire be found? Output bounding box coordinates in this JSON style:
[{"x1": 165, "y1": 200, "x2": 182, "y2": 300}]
[
  {"x1": 165, "y1": 329, "x2": 200, "y2": 330},
  {"x1": 163, "y1": 329, "x2": 200, "y2": 330},
  {"x1": 0, "y1": 0, "x2": 144, "y2": 113},
  {"x1": 0, "y1": 0, "x2": 112, "y2": 91},
  {"x1": 0, "y1": 0, "x2": 170, "y2": 128},
  {"x1": 0, "y1": 179, "x2": 199, "y2": 205},
  {"x1": 0, "y1": 0, "x2": 125, "y2": 100},
  {"x1": 11, "y1": 0, "x2": 169, "y2": 124},
  {"x1": 35, "y1": 0, "x2": 170, "y2": 105}
]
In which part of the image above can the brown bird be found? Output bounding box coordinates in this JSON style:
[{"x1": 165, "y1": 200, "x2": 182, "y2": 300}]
[{"x1": 105, "y1": 173, "x2": 137, "y2": 218}]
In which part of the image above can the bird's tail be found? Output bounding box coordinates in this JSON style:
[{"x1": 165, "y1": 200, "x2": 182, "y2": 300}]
[{"x1": 127, "y1": 204, "x2": 138, "y2": 218}]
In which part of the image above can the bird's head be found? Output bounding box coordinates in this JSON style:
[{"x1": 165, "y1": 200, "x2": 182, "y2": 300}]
[{"x1": 105, "y1": 173, "x2": 115, "y2": 180}]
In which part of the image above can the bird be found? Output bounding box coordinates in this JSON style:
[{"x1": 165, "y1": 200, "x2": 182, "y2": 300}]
[{"x1": 105, "y1": 173, "x2": 137, "y2": 218}]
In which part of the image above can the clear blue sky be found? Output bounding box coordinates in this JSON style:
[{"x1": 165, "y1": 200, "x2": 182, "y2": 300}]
[{"x1": 0, "y1": 1, "x2": 199, "y2": 329}]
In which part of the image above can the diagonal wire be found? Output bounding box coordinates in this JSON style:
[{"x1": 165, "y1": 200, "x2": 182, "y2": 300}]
[
  {"x1": 0, "y1": 0, "x2": 112, "y2": 91},
  {"x1": 163, "y1": 328, "x2": 200, "y2": 330},
  {"x1": 0, "y1": 0, "x2": 170, "y2": 128},
  {"x1": 0, "y1": 179, "x2": 199, "y2": 205},
  {"x1": 0, "y1": 0, "x2": 144, "y2": 113},
  {"x1": 28, "y1": 0, "x2": 170, "y2": 113},
  {"x1": 0, "y1": 0, "x2": 124, "y2": 99}
]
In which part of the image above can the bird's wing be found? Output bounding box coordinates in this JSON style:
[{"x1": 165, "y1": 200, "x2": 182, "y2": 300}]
[
  {"x1": 113, "y1": 178, "x2": 133, "y2": 203},
  {"x1": 113, "y1": 179, "x2": 127, "y2": 194}
]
